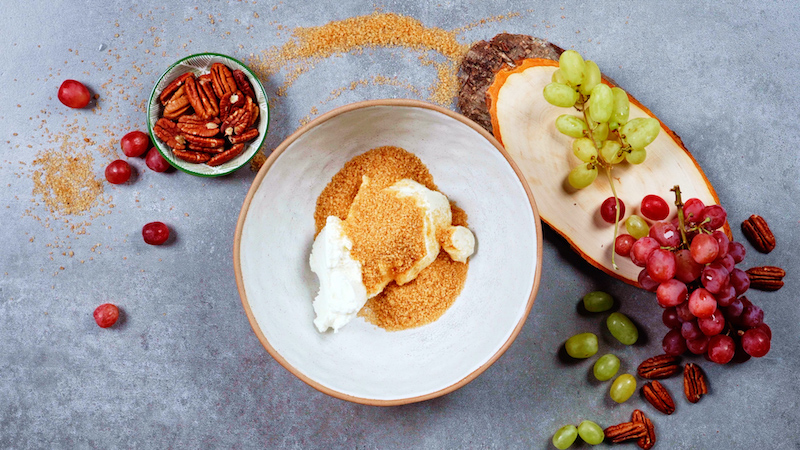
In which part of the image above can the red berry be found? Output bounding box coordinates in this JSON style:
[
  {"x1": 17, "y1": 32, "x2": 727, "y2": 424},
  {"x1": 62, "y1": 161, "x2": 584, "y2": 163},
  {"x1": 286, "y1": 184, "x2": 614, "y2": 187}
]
[
  {"x1": 600, "y1": 197, "x2": 625, "y2": 224},
  {"x1": 105, "y1": 160, "x2": 132, "y2": 184},
  {"x1": 121, "y1": 131, "x2": 151, "y2": 157},
  {"x1": 58, "y1": 80, "x2": 91, "y2": 108},
  {"x1": 640, "y1": 194, "x2": 669, "y2": 220},
  {"x1": 614, "y1": 234, "x2": 635, "y2": 257},
  {"x1": 142, "y1": 221, "x2": 170, "y2": 245},
  {"x1": 146, "y1": 147, "x2": 171, "y2": 172},
  {"x1": 93, "y1": 303, "x2": 119, "y2": 328}
]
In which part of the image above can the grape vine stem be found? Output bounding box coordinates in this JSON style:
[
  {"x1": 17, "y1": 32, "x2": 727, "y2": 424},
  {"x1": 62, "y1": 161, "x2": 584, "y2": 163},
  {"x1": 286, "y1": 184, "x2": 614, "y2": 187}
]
[{"x1": 671, "y1": 185, "x2": 690, "y2": 249}]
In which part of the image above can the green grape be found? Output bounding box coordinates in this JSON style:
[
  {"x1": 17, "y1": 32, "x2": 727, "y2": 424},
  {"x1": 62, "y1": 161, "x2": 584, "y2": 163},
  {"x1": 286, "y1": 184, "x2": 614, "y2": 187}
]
[
  {"x1": 583, "y1": 291, "x2": 614, "y2": 312},
  {"x1": 543, "y1": 82, "x2": 579, "y2": 108},
  {"x1": 621, "y1": 117, "x2": 660, "y2": 149},
  {"x1": 587, "y1": 84, "x2": 613, "y2": 123},
  {"x1": 552, "y1": 424, "x2": 578, "y2": 450},
  {"x1": 559, "y1": 50, "x2": 586, "y2": 86},
  {"x1": 565, "y1": 332, "x2": 598, "y2": 358},
  {"x1": 552, "y1": 69, "x2": 568, "y2": 84},
  {"x1": 572, "y1": 138, "x2": 597, "y2": 162},
  {"x1": 626, "y1": 147, "x2": 647, "y2": 164},
  {"x1": 567, "y1": 163, "x2": 598, "y2": 189},
  {"x1": 577, "y1": 420, "x2": 604, "y2": 445},
  {"x1": 593, "y1": 122, "x2": 609, "y2": 142},
  {"x1": 625, "y1": 215, "x2": 649, "y2": 239},
  {"x1": 607, "y1": 312, "x2": 639, "y2": 345},
  {"x1": 600, "y1": 140, "x2": 624, "y2": 164},
  {"x1": 609, "y1": 374, "x2": 637, "y2": 403},
  {"x1": 610, "y1": 87, "x2": 630, "y2": 128},
  {"x1": 593, "y1": 354, "x2": 621, "y2": 381},
  {"x1": 579, "y1": 60, "x2": 601, "y2": 96},
  {"x1": 555, "y1": 114, "x2": 588, "y2": 138}
]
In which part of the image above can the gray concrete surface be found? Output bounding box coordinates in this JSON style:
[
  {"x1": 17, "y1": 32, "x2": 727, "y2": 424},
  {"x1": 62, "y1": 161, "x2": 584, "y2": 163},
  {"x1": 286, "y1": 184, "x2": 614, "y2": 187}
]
[{"x1": 1, "y1": 1, "x2": 798, "y2": 448}]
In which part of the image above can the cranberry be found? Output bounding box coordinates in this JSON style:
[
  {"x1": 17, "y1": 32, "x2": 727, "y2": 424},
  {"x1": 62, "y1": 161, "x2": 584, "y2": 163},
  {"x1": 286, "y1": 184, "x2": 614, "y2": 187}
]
[
  {"x1": 93, "y1": 303, "x2": 119, "y2": 328},
  {"x1": 142, "y1": 222, "x2": 170, "y2": 245},
  {"x1": 121, "y1": 131, "x2": 151, "y2": 157},
  {"x1": 58, "y1": 80, "x2": 91, "y2": 108}
]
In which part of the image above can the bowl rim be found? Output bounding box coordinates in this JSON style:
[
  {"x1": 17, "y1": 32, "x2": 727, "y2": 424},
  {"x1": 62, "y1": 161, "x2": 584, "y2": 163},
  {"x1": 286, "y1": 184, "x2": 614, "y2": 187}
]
[
  {"x1": 146, "y1": 52, "x2": 270, "y2": 177},
  {"x1": 233, "y1": 98, "x2": 543, "y2": 406}
]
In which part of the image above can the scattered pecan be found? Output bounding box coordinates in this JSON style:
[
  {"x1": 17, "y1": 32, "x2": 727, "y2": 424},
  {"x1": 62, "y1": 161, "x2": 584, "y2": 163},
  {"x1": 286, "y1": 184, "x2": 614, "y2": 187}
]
[
  {"x1": 631, "y1": 410, "x2": 655, "y2": 450},
  {"x1": 637, "y1": 354, "x2": 682, "y2": 379},
  {"x1": 746, "y1": 266, "x2": 786, "y2": 291},
  {"x1": 228, "y1": 128, "x2": 259, "y2": 144},
  {"x1": 604, "y1": 421, "x2": 647, "y2": 443},
  {"x1": 641, "y1": 380, "x2": 675, "y2": 415},
  {"x1": 232, "y1": 69, "x2": 257, "y2": 100},
  {"x1": 183, "y1": 134, "x2": 225, "y2": 148},
  {"x1": 210, "y1": 62, "x2": 237, "y2": 99},
  {"x1": 683, "y1": 363, "x2": 708, "y2": 403},
  {"x1": 172, "y1": 149, "x2": 211, "y2": 164},
  {"x1": 163, "y1": 85, "x2": 191, "y2": 119},
  {"x1": 741, "y1": 214, "x2": 776, "y2": 253},
  {"x1": 153, "y1": 118, "x2": 186, "y2": 150},
  {"x1": 207, "y1": 143, "x2": 244, "y2": 166},
  {"x1": 159, "y1": 72, "x2": 194, "y2": 105},
  {"x1": 177, "y1": 121, "x2": 220, "y2": 138}
]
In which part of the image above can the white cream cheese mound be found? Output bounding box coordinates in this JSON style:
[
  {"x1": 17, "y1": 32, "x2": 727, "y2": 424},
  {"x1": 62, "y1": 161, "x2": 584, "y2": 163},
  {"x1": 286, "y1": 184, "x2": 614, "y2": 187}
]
[{"x1": 309, "y1": 216, "x2": 368, "y2": 333}]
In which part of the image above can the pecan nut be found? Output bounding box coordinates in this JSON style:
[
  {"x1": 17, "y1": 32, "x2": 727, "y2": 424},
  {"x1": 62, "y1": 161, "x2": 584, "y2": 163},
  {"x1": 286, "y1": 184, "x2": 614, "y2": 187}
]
[
  {"x1": 228, "y1": 128, "x2": 259, "y2": 144},
  {"x1": 210, "y1": 62, "x2": 237, "y2": 99},
  {"x1": 159, "y1": 72, "x2": 194, "y2": 105},
  {"x1": 641, "y1": 380, "x2": 675, "y2": 415},
  {"x1": 185, "y1": 76, "x2": 219, "y2": 120},
  {"x1": 183, "y1": 134, "x2": 225, "y2": 148},
  {"x1": 604, "y1": 421, "x2": 647, "y2": 443},
  {"x1": 177, "y1": 121, "x2": 220, "y2": 138},
  {"x1": 188, "y1": 143, "x2": 225, "y2": 153},
  {"x1": 637, "y1": 354, "x2": 682, "y2": 379},
  {"x1": 631, "y1": 410, "x2": 655, "y2": 450},
  {"x1": 207, "y1": 143, "x2": 244, "y2": 166},
  {"x1": 232, "y1": 69, "x2": 256, "y2": 100},
  {"x1": 153, "y1": 118, "x2": 186, "y2": 150},
  {"x1": 741, "y1": 214, "x2": 776, "y2": 253},
  {"x1": 746, "y1": 266, "x2": 786, "y2": 291},
  {"x1": 172, "y1": 149, "x2": 211, "y2": 164},
  {"x1": 683, "y1": 362, "x2": 708, "y2": 403},
  {"x1": 221, "y1": 101, "x2": 251, "y2": 136},
  {"x1": 163, "y1": 85, "x2": 191, "y2": 119},
  {"x1": 218, "y1": 90, "x2": 244, "y2": 121}
]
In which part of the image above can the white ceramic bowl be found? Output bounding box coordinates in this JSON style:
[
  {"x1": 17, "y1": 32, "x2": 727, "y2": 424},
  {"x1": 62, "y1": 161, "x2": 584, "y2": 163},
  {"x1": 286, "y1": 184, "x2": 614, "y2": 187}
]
[
  {"x1": 234, "y1": 99, "x2": 542, "y2": 405},
  {"x1": 147, "y1": 53, "x2": 269, "y2": 177}
]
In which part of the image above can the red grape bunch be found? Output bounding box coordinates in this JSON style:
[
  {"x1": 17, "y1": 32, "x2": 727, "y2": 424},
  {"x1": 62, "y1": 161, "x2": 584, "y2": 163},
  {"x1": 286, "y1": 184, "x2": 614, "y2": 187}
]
[{"x1": 613, "y1": 187, "x2": 771, "y2": 364}]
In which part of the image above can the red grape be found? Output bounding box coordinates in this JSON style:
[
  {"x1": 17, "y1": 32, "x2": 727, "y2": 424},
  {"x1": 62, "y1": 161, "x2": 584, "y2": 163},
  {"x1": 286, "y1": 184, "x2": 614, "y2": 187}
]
[
  {"x1": 601, "y1": 197, "x2": 625, "y2": 223},
  {"x1": 741, "y1": 304, "x2": 764, "y2": 328},
  {"x1": 690, "y1": 233, "x2": 719, "y2": 264},
  {"x1": 716, "y1": 286, "x2": 736, "y2": 307},
  {"x1": 647, "y1": 248, "x2": 677, "y2": 282},
  {"x1": 728, "y1": 241, "x2": 746, "y2": 263},
  {"x1": 676, "y1": 301, "x2": 695, "y2": 323},
  {"x1": 105, "y1": 160, "x2": 132, "y2": 184},
  {"x1": 716, "y1": 254, "x2": 735, "y2": 272},
  {"x1": 674, "y1": 249, "x2": 703, "y2": 283},
  {"x1": 58, "y1": 79, "x2": 91, "y2": 108},
  {"x1": 146, "y1": 147, "x2": 171, "y2": 172},
  {"x1": 683, "y1": 198, "x2": 705, "y2": 224},
  {"x1": 631, "y1": 237, "x2": 660, "y2": 267},
  {"x1": 688, "y1": 288, "x2": 717, "y2": 319},
  {"x1": 93, "y1": 303, "x2": 119, "y2": 328},
  {"x1": 641, "y1": 194, "x2": 669, "y2": 220},
  {"x1": 649, "y1": 221, "x2": 680, "y2": 247},
  {"x1": 729, "y1": 268, "x2": 750, "y2": 296},
  {"x1": 638, "y1": 269, "x2": 659, "y2": 292},
  {"x1": 614, "y1": 234, "x2": 636, "y2": 257},
  {"x1": 756, "y1": 323, "x2": 772, "y2": 339},
  {"x1": 741, "y1": 329, "x2": 770, "y2": 357},
  {"x1": 121, "y1": 131, "x2": 151, "y2": 157},
  {"x1": 662, "y1": 307, "x2": 681, "y2": 329},
  {"x1": 662, "y1": 329, "x2": 687, "y2": 356},
  {"x1": 656, "y1": 279, "x2": 688, "y2": 308},
  {"x1": 142, "y1": 221, "x2": 170, "y2": 245},
  {"x1": 698, "y1": 313, "x2": 725, "y2": 336},
  {"x1": 701, "y1": 264, "x2": 730, "y2": 294},
  {"x1": 700, "y1": 205, "x2": 727, "y2": 230},
  {"x1": 686, "y1": 336, "x2": 710, "y2": 355},
  {"x1": 707, "y1": 335, "x2": 735, "y2": 364},
  {"x1": 722, "y1": 298, "x2": 745, "y2": 325},
  {"x1": 711, "y1": 231, "x2": 729, "y2": 258},
  {"x1": 681, "y1": 320, "x2": 702, "y2": 340}
]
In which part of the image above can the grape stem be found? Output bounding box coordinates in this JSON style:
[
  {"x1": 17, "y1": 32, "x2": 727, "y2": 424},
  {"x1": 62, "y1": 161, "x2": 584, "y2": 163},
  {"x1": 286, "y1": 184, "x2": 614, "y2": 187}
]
[{"x1": 670, "y1": 185, "x2": 690, "y2": 249}]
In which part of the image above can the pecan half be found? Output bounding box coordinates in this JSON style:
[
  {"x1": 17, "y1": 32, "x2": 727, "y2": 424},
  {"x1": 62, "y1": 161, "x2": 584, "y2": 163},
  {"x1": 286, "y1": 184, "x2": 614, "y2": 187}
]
[
  {"x1": 153, "y1": 118, "x2": 186, "y2": 150},
  {"x1": 172, "y1": 149, "x2": 211, "y2": 164},
  {"x1": 210, "y1": 62, "x2": 237, "y2": 99},
  {"x1": 683, "y1": 363, "x2": 708, "y2": 403},
  {"x1": 207, "y1": 143, "x2": 244, "y2": 166},
  {"x1": 163, "y1": 85, "x2": 190, "y2": 119},
  {"x1": 178, "y1": 115, "x2": 221, "y2": 125},
  {"x1": 185, "y1": 76, "x2": 219, "y2": 120},
  {"x1": 746, "y1": 266, "x2": 786, "y2": 291},
  {"x1": 232, "y1": 69, "x2": 256, "y2": 100},
  {"x1": 741, "y1": 214, "x2": 776, "y2": 253},
  {"x1": 221, "y1": 102, "x2": 251, "y2": 137},
  {"x1": 159, "y1": 72, "x2": 194, "y2": 105},
  {"x1": 637, "y1": 354, "x2": 681, "y2": 379},
  {"x1": 604, "y1": 422, "x2": 647, "y2": 443},
  {"x1": 177, "y1": 121, "x2": 220, "y2": 138},
  {"x1": 188, "y1": 143, "x2": 225, "y2": 153},
  {"x1": 631, "y1": 410, "x2": 655, "y2": 450},
  {"x1": 218, "y1": 90, "x2": 243, "y2": 121},
  {"x1": 642, "y1": 380, "x2": 675, "y2": 415},
  {"x1": 198, "y1": 78, "x2": 220, "y2": 117},
  {"x1": 228, "y1": 128, "x2": 259, "y2": 144},
  {"x1": 183, "y1": 134, "x2": 225, "y2": 148},
  {"x1": 246, "y1": 98, "x2": 260, "y2": 128}
]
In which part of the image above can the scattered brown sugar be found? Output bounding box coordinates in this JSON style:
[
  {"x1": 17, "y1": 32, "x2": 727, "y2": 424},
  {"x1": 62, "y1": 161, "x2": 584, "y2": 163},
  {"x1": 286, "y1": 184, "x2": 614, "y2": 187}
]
[{"x1": 314, "y1": 146, "x2": 470, "y2": 331}]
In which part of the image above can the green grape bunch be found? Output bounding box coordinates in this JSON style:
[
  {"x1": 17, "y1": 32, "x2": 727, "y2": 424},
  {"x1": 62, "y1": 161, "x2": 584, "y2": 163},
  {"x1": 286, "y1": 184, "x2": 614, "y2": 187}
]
[{"x1": 543, "y1": 50, "x2": 661, "y2": 190}]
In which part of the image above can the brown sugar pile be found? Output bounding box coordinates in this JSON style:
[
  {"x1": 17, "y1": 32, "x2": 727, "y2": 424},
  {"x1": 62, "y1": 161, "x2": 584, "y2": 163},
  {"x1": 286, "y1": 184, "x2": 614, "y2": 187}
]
[{"x1": 314, "y1": 146, "x2": 470, "y2": 331}]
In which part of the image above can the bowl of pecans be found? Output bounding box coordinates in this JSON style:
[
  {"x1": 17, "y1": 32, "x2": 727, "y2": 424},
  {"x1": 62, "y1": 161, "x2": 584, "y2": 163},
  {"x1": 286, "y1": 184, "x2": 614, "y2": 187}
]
[{"x1": 147, "y1": 53, "x2": 269, "y2": 177}]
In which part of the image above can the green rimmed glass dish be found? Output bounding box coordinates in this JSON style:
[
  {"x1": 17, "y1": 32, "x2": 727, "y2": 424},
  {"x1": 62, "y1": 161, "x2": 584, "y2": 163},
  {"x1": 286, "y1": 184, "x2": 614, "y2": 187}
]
[{"x1": 147, "y1": 52, "x2": 270, "y2": 177}]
